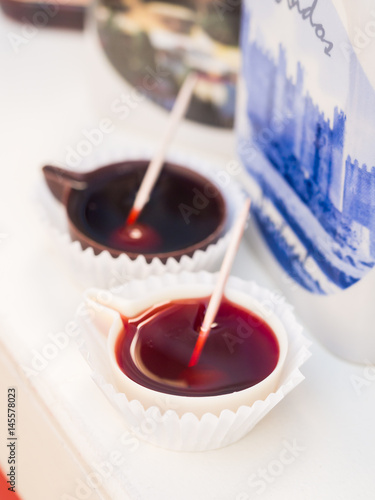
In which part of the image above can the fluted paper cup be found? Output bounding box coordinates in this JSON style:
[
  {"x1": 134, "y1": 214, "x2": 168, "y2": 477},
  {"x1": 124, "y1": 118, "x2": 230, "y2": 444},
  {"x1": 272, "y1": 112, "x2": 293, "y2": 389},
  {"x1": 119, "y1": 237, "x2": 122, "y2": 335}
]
[
  {"x1": 36, "y1": 143, "x2": 245, "y2": 288},
  {"x1": 76, "y1": 271, "x2": 311, "y2": 451}
]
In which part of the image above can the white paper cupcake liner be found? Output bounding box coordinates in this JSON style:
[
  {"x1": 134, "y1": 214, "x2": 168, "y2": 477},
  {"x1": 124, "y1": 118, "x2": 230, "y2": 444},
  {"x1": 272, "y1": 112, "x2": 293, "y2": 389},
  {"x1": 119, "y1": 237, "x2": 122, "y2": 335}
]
[
  {"x1": 75, "y1": 271, "x2": 311, "y2": 451},
  {"x1": 35, "y1": 141, "x2": 246, "y2": 288}
]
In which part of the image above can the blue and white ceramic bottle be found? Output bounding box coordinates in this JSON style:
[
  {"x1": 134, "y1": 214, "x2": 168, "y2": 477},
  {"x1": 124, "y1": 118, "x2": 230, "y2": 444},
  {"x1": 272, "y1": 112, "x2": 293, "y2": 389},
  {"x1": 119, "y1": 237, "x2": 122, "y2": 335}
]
[{"x1": 238, "y1": 0, "x2": 375, "y2": 364}]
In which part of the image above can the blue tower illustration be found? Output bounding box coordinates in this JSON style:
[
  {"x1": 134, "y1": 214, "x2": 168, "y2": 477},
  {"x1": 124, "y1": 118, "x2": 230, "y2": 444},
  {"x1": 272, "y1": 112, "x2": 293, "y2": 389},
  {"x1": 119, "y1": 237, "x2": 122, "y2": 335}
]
[{"x1": 240, "y1": 19, "x2": 375, "y2": 293}]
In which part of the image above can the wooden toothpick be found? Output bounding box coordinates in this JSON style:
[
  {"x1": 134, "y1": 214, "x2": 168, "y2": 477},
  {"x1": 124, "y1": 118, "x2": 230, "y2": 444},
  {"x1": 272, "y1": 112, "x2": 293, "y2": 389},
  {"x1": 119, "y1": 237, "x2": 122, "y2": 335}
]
[
  {"x1": 188, "y1": 198, "x2": 252, "y2": 367},
  {"x1": 126, "y1": 72, "x2": 199, "y2": 225}
]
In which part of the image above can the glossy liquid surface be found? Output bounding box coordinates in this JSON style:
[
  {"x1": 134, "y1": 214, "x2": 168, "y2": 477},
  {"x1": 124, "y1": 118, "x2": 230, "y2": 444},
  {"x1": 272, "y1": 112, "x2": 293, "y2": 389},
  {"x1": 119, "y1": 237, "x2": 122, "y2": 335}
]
[
  {"x1": 68, "y1": 162, "x2": 224, "y2": 257},
  {"x1": 116, "y1": 296, "x2": 280, "y2": 397}
]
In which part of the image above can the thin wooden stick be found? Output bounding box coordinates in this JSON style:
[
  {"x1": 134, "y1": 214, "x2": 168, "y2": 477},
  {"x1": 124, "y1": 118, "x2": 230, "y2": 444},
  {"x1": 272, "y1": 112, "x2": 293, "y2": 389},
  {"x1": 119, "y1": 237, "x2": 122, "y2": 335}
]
[
  {"x1": 126, "y1": 72, "x2": 199, "y2": 225},
  {"x1": 188, "y1": 198, "x2": 252, "y2": 367}
]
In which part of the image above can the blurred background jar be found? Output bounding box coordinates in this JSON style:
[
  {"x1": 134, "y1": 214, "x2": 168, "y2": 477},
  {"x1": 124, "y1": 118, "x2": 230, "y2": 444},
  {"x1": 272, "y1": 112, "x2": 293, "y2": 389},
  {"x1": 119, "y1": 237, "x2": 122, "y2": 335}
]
[
  {"x1": 94, "y1": 0, "x2": 240, "y2": 127},
  {"x1": 84, "y1": 0, "x2": 241, "y2": 159}
]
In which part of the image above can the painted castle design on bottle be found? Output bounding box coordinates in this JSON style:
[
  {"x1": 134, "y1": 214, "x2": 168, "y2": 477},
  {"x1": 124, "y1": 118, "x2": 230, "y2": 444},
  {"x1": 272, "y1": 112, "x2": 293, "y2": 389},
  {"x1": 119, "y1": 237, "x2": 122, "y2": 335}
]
[{"x1": 239, "y1": 13, "x2": 375, "y2": 294}]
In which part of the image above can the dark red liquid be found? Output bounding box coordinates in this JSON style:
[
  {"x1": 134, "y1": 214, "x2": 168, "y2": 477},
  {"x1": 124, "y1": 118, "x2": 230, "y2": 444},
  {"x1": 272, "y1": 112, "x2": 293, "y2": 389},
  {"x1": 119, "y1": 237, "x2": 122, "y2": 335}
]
[
  {"x1": 116, "y1": 296, "x2": 280, "y2": 397},
  {"x1": 67, "y1": 162, "x2": 225, "y2": 258}
]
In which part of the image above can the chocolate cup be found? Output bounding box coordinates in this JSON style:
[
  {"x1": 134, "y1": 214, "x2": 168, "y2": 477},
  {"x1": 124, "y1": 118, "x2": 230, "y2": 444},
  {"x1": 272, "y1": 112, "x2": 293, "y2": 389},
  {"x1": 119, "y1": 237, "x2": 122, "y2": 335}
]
[
  {"x1": 0, "y1": 0, "x2": 86, "y2": 30},
  {"x1": 42, "y1": 161, "x2": 227, "y2": 263}
]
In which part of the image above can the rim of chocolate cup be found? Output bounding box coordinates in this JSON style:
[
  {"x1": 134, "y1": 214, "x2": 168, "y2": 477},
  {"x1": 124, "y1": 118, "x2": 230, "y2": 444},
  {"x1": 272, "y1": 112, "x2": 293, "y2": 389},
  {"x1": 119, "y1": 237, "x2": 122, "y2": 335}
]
[{"x1": 43, "y1": 160, "x2": 228, "y2": 263}]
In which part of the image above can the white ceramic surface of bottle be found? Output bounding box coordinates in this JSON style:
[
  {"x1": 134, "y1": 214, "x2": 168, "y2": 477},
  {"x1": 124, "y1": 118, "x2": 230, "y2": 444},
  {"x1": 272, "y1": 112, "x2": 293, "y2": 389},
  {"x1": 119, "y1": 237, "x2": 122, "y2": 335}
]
[{"x1": 238, "y1": 0, "x2": 375, "y2": 364}]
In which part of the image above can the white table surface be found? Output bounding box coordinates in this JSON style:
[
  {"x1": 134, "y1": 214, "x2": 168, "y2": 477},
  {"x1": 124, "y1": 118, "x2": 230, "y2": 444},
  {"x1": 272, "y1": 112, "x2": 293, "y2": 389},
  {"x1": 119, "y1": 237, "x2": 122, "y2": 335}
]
[{"x1": 0, "y1": 10, "x2": 374, "y2": 500}]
